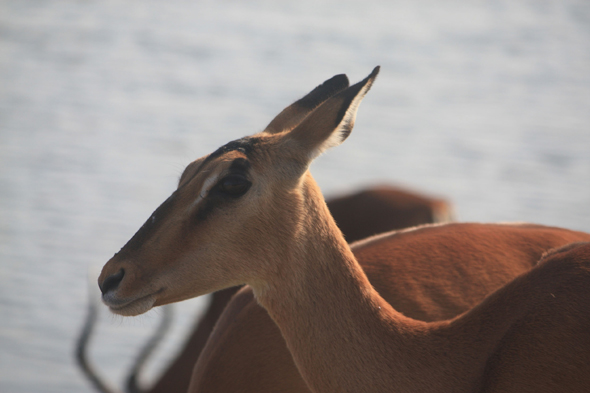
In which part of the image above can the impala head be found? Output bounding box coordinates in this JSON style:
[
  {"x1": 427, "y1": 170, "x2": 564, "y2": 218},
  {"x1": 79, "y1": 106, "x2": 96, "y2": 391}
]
[{"x1": 98, "y1": 67, "x2": 379, "y2": 316}]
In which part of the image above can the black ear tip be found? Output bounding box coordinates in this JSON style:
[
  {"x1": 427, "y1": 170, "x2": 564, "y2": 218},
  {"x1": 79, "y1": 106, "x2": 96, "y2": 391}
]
[
  {"x1": 370, "y1": 66, "x2": 380, "y2": 79},
  {"x1": 354, "y1": 66, "x2": 380, "y2": 89},
  {"x1": 324, "y1": 73, "x2": 350, "y2": 90},
  {"x1": 332, "y1": 73, "x2": 349, "y2": 84}
]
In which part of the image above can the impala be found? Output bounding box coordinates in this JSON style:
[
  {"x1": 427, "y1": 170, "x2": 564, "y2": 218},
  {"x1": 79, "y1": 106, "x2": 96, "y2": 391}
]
[
  {"x1": 79, "y1": 184, "x2": 454, "y2": 393},
  {"x1": 99, "y1": 68, "x2": 590, "y2": 392},
  {"x1": 136, "y1": 185, "x2": 454, "y2": 393}
]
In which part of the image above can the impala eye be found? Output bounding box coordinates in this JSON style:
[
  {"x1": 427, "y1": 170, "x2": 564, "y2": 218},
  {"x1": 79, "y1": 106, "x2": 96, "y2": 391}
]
[{"x1": 216, "y1": 174, "x2": 251, "y2": 197}]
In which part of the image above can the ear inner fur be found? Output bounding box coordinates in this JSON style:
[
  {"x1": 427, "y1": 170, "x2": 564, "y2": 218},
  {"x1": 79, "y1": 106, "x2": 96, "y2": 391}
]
[{"x1": 287, "y1": 66, "x2": 380, "y2": 160}]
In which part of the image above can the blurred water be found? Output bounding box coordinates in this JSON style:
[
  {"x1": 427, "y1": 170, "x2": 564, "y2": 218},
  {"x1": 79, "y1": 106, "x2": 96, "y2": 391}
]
[{"x1": 1, "y1": 1, "x2": 589, "y2": 392}]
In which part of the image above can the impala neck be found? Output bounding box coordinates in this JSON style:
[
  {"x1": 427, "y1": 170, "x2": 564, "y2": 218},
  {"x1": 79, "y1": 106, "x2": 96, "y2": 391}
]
[{"x1": 251, "y1": 178, "x2": 475, "y2": 393}]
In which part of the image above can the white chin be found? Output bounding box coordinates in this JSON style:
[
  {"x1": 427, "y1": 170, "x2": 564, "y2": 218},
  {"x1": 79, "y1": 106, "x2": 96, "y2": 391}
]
[{"x1": 108, "y1": 295, "x2": 156, "y2": 316}]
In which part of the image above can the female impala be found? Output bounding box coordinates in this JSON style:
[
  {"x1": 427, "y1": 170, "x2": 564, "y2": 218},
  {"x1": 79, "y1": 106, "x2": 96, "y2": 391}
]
[
  {"x1": 99, "y1": 68, "x2": 590, "y2": 392},
  {"x1": 134, "y1": 185, "x2": 454, "y2": 393},
  {"x1": 78, "y1": 185, "x2": 455, "y2": 393},
  {"x1": 82, "y1": 72, "x2": 457, "y2": 393}
]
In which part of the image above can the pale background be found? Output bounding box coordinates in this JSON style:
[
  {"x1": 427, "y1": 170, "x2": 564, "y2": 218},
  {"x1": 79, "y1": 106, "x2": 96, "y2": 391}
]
[{"x1": 1, "y1": 1, "x2": 589, "y2": 392}]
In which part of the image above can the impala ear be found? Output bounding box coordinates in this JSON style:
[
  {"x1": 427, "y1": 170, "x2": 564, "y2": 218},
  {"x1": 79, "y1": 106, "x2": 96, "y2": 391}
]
[
  {"x1": 264, "y1": 74, "x2": 349, "y2": 134},
  {"x1": 286, "y1": 66, "x2": 379, "y2": 161}
]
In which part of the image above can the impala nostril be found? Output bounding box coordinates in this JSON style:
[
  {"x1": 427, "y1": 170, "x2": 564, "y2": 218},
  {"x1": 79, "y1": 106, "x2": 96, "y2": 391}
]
[{"x1": 100, "y1": 268, "x2": 125, "y2": 295}]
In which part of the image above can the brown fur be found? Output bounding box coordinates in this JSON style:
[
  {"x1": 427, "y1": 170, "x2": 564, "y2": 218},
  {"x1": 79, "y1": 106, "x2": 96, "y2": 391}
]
[
  {"x1": 190, "y1": 223, "x2": 590, "y2": 393},
  {"x1": 99, "y1": 68, "x2": 590, "y2": 392},
  {"x1": 145, "y1": 287, "x2": 237, "y2": 393},
  {"x1": 145, "y1": 185, "x2": 452, "y2": 393}
]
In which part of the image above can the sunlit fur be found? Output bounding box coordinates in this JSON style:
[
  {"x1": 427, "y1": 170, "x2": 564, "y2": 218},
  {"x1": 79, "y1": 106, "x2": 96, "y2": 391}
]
[
  {"x1": 140, "y1": 185, "x2": 455, "y2": 393},
  {"x1": 99, "y1": 68, "x2": 590, "y2": 392},
  {"x1": 98, "y1": 69, "x2": 379, "y2": 317},
  {"x1": 189, "y1": 222, "x2": 590, "y2": 393}
]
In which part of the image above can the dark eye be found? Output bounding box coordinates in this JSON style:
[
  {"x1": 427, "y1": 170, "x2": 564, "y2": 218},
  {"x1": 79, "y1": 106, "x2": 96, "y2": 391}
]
[{"x1": 216, "y1": 174, "x2": 251, "y2": 197}]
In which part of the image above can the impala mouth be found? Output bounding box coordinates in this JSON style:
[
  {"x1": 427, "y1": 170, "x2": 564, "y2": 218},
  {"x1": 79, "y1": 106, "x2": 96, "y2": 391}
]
[{"x1": 102, "y1": 289, "x2": 163, "y2": 317}]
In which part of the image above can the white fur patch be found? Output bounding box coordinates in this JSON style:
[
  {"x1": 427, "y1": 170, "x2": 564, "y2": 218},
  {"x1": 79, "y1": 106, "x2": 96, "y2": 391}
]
[
  {"x1": 188, "y1": 170, "x2": 222, "y2": 211},
  {"x1": 309, "y1": 79, "x2": 373, "y2": 160}
]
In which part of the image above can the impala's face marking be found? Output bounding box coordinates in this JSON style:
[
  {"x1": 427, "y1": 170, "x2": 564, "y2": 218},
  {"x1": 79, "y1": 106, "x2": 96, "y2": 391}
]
[
  {"x1": 179, "y1": 137, "x2": 259, "y2": 220},
  {"x1": 98, "y1": 67, "x2": 379, "y2": 316},
  {"x1": 98, "y1": 134, "x2": 275, "y2": 316},
  {"x1": 116, "y1": 192, "x2": 181, "y2": 257},
  {"x1": 177, "y1": 136, "x2": 259, "y2": 188},
  {"x1": 191, "y1": 156, "x2": 253, "y2": 222}
]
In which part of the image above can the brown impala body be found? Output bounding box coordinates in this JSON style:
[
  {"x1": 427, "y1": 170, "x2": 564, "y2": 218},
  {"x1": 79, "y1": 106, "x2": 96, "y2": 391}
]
[
  {"x1": 146, "y1": 185, "x2": 453, "y2": 393},
  {"x1": 99, "y1": 68, "x2": 590, "y2": 392},
  {"x1": 190, "y1": 222, "x2": 590, "y2": 393}
]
